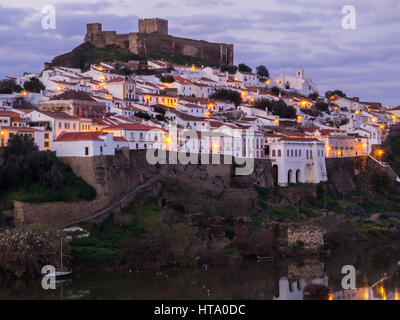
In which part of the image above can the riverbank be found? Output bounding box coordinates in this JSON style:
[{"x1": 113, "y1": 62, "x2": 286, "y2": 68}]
[{"x1": 69, "y1": 171, "x2": 400, "y2": 273}]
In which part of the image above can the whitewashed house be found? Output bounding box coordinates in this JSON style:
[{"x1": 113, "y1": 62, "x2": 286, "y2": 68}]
[
  {"x1": 268, "y1": 137, "x2": 327, "y2": 186},
  {"x1": 52, "y1": 131, "x2": 127, "y2": 157}
]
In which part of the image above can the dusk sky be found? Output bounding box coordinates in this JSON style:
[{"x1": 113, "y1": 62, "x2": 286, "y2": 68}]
[{"x1": 0, "y1": 0, "x2": 399, "y2": 106}]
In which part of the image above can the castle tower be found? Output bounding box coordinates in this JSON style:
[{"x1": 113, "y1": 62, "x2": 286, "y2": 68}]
[
  {"x1": 138, "y1": 18, "x2": 168, "y2": 35},
  {"x1": 84, "y1": 23, "x2": 106, "y2": 47}
]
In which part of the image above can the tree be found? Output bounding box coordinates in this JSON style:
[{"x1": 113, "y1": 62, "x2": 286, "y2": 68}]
[
  {"x1": 315, "y1": 101, "x2": 329, "y2": 112},
  {"x1": 254, "y1": 98, "x2": 297, "y2": 119},
  {"x1": 12, "y1": 97, "x2": 35, "y2": 109},
  {"x1": 308, "y1": 92, "x2": 319, "y2": 101},
  {"x1": 210, "y1": 89, "x2": 242, "y2": 106},
  {"x1": 220, "y1": 65, "x2": 238, "y2": 74},
  {"x1": 159, "y1": 75, "x2": 175, "y2": 83},
  {"x1": 270, "y1": 86, "x2": 281, "y2": 95},
  {"x1": 0, "y1": 79, "x2": 22, "y2": 94},
  {"x1": 3, "y1": 134, "x2": 38, "y2": 160},
  {"x1": 256, "y1": 65, "x2": 269, "y2": 78},
  {"x1": 23, "y1": 77, "x2": 45, "y2": 93},
  {"x1": 325, "y1": 90, "x2": 346, "y2": 98},
  {"x1": 238, "y1": 63, "x2": 252, "y2": 73}
]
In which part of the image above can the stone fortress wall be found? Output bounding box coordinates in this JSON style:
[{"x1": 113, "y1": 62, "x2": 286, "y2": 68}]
[{"x1": 84, "y1": 18, "x2": 234, "y2": 66}]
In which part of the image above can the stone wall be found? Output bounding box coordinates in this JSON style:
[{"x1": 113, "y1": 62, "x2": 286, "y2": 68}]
[
  {"x1": 4, "y1": 150, "x2": 274, "y2": 227},
  {"x1": 5, "y1": 197, "x2": 108, "y2": 228},
  {"x1": 325, "y1": 156, "x2": 367, "y2": 194},
  {"x1": 288, "y1": 225, "x2": 326, "y2": 251},
  {"x1": 83, "y1": 22, "x2": 234, "y2": 66}
]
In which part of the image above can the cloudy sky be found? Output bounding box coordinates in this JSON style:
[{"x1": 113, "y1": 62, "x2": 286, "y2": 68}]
[{"x1": 0, "y1": 0, "x2": 399, "y2": 106}]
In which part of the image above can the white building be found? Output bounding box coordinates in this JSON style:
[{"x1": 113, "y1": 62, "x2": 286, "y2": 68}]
[
  {"x1": 268, "y1": 137, "x2": 327, "y2": 186},
  {"x1": 53, "y1": 131, "x2": 128, "y2": 157},
  {"x1": 269, "y1": 69, "x2": 318, "y2": 96},
  {"x1": 234, "y1": 71, "x2": 260, "y2": 87}
]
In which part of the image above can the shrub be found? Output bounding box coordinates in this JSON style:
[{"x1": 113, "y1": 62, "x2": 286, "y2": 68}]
[
  {"x1": 0, "y1": 226, "x2": 69, "y2": 278},
  {"x1": 210, "y1": 89, "x2": 242, "y2": 106}
]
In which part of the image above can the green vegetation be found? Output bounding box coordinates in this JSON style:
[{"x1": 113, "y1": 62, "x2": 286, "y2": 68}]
[
  {"x1": 220, "y1": 65, "x2": 238, "y2": 74},
  {"x1": 71, "y1": 200, "x2": 163, "y2": 265},
  {"x1": 308, "y1": 92, "x2": 319, "y2": 101},
  {"x1": 256, "y1": 65, "x2": 269, "y2": 78},
  {"x1": 0, "y1": 79, "x2": 22, "y2": 94},
  {"x1": 23, "y1": 77, "x2": 45, "y2": 93},
  {"x1": 159, "y1": 75, "x2": 175, "y2": 83},
  {"x1": 254, "y1": 98, "x2": 297, "y2": 119},
  {"x1": 325, "y1": 90, "x2": 346, "y2": 98},
  {"x1": 238, "y1": 63, "x2": 252, "y2": 73},
  {"x1": 80, "y1": 46, "x2": 145, "y2": 67},
  {"x1": 210, "y1": 89, "x2": 242, "y2": 106},
  {"x1": 387, "y1": 137, "x2": 400, "y2": 176},
  {"x1": 0, "y1": 135, "x2": 96, "y2": 215},
  {"x1": 314, "y1": 101, "x2": 329, "y2": 112}
]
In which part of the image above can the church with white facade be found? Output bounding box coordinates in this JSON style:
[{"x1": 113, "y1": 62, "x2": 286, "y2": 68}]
[{"x1": 269, "y1": 69, "x2": 319, "y2": 96}]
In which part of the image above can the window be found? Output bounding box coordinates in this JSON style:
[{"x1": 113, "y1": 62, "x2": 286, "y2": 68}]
[
  {"x1": 85, "y1": 147, "x2": 89, "y2": 156},
  {"x1": 278, "y1": 150, "x2": 281, "y2": 157},
  {"x1": 100, "y1": 146, "x2": 103, "y2": 153},
  {"x1": 44, "y1": 133, "x2": 49, "y2": 139},
  {"x1": 272, "y1": 150, "x2": 276, "y2": 157},
  {"x1": 44, "y1": 141, "x2": 49, "y2": 148}
]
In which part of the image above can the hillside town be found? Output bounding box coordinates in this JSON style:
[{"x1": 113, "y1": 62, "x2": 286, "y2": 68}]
[{"x1": 0, "y1": 55, "x2": 398, "y2": 186}]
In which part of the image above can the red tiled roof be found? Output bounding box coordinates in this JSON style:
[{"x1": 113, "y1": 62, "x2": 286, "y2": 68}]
[
  {"x1": 54, "y1": 131, "x2": 104, "y2": 142},
  {"x1": 36, "y1": 111, "x2": 79, "y2": 120},
  {"x1": 112, "y1": 136, "x2": 128, "y2": 142},
  {"x1": 103, "y1": 123, "x2": 165, "y2": 131},
  {"x1": 174, "y1": 76, "x2": 194, "y2": 85},
  {"x1": 0, "y1": 126, "x2": 42, "y2": 132},
  {"x1": 278, "y1": 137, "x2": 320, "y2": 142},
  {"x1": 107, "y1": 77, "x2": 127, "y2": 83}
]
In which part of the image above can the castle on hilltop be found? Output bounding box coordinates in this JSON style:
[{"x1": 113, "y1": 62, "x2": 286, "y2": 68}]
[{"x1": 84, "y1": 18, "x2": 234, "y2": 66}]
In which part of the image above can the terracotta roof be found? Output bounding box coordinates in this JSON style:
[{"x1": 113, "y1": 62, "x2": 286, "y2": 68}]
[
  {"x1": 107, "y1": 77, "x2": 128, "y2": 83},
  {"x1": 112, "y1": 136, "x2": 128, "y2": 142},
  {"x1": 36, "y1": 111, "x2": 79, "y2": 120},
  {"x1": 103, "y1": 123, "x2": 165, "y2": 131},
  {"x1": 278, "y1": 137, "x2": 320, "y2": 142},
  {"x1": 174, "y1": 76, "x2": 194, "y2": 85},
  {"x1": 54, "y1": 131, "x2": 104, "y2": 142}
]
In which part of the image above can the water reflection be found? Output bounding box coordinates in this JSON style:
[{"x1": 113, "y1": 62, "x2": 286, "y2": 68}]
[
  {"x1": 274, "y1": 259, "x2": 400, "y2": 300},
  {"x1": 0, "y1": 255, "x2": 399, "y2": 300}
]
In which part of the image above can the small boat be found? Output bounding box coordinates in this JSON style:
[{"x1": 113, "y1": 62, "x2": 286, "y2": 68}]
[
  {"x1": 54, "y1": 232, "x2": 72, "y2": 281},
  {"x1": 55, "y1": 271, "x2": 72, "y2": 280},
  {"x1": 257, "y1": 256, "x2": 273, "y2": 260}
]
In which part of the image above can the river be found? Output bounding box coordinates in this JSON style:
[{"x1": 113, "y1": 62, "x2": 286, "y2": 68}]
[{"x1": 0, "y1": 245, "x2": 399, "y2": 300}]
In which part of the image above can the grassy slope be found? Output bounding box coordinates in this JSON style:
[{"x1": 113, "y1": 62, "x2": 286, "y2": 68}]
[
  {"x1": 0, "y1": 158, "x2": 96, "y2": 217},
  {"x1": 80, "y1": 46, "x2": 214, "y2": 69}
]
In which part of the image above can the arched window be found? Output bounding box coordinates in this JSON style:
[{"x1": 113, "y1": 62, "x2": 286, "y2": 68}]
[
  {"x1": 278, "y1": 150, "x2": 282, "y2": 157},
  {"x1": 272, "y1": 150, "x2": 276, "y2": 157}
]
